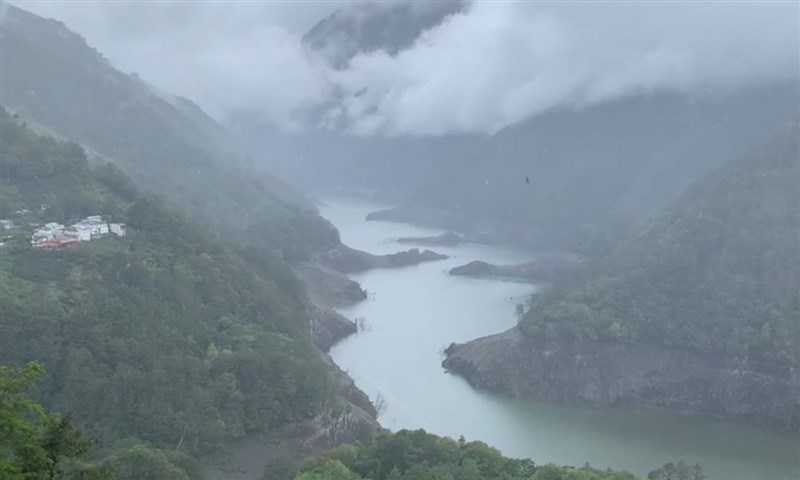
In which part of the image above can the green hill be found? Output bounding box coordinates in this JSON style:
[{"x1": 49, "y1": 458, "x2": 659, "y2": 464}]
[
  {"x1": 520, "y1": 129, "x2": 800, "y2": 367},
  {"x1": 0, "y1": 2, "x2": 338, "y2": 261},
  {"x1": 0, "y1": 109, "x2": 373, "y2": 477}
]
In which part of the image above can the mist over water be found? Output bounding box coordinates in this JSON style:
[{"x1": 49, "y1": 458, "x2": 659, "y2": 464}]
[{"x1": 322, "y1": 198, "x2": 800, "y2": 480}]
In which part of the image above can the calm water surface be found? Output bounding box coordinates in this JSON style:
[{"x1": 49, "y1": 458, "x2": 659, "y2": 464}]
[{"x1": 321, "y1": 198, "x2": 799, "y2": 480}]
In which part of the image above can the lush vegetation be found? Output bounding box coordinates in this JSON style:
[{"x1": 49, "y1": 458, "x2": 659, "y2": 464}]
[
  {"x1": 0, "y1": 362, "x2": 211, "y2": 480},
  {"x1": 519, "y1": 130, "x2": 800, "y2": 367},
  {"x1": 0, "y1": 362, "x2": 111, "y2": 479},
  {"x1": 0, "y1": 110, "x2": 354, "y2": 477},
  {"x1": 0, "y1": 110, "x2": 133, "y2": 222},
  {"x1": 286, "y1": 429, "x2": 691, "y2": 480},
  {"x1": 0, "y1": 3, "x2": 339, "y2": 261}
]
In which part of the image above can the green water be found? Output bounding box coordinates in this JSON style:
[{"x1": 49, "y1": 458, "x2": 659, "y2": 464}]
[{"x1": 322, "y1": 198, "x2": 800, "y2": 480}]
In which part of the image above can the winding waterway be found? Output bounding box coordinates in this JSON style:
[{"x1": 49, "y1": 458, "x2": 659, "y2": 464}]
[{"x1": 321, "y1": 198, "x2": 799, "y2": 480}]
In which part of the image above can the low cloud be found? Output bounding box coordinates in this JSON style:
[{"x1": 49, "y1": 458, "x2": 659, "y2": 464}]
[
  {"x1": 17, "y1": 1, "x2": 339, "y2": 130},
  {"x1": 16, "y1": 1, "x2": 800, "y2": 136},
  {"x1": 331, "y1": 2, "x2": 799, "y2": 135}
]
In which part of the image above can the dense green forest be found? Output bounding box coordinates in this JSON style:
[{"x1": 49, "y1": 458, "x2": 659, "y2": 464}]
[
  {"x1": 0, "y1": 109, "x2": 363, "y2": 477},
  {"x1": 0, "y1": 362, "x2": 219, "y2": 480},
  {"x1": 287, "y1": 429, "x2": 700, "y2": 480},
  {"x1": 1, "y1": 362, "x2": 108, "y2": 479},
  {"x1": 0, "y1": 3, "x2": 339, "y2": 261},
  {"x1": 519, "y1": 129, "x2": 800, "y2": 367}
]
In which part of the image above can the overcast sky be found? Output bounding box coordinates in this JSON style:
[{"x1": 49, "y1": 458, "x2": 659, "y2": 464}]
[{"x1": 17, "y1": 1, "x2": 800, "y2": 136}]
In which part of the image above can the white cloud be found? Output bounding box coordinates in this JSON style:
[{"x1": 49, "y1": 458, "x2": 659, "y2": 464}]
[
  {"x1": 14, "y1": 1, "x2": 799, "y2": 136},
  {"x1": 330, "y1": 1, "x2": 799, "y2": 135},
  {"x1": 15, "y1": 0, "x2": 340, "y2": 129}
]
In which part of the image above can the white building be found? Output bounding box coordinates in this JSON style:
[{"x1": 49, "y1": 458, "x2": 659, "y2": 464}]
[
  {"x1": 76, "y1": 216, "x2": 109, "y2": 238},
  {"x1": 64, "y1": 226, "x2": 91, "y2": 241},
  {"x1": 30, "y1": 215, "x2": 128, "y2": 248},
  {"x1": 109, "y1": 223, "x2": 127, "y2": 236},
  {"x1": 31, "y1": 222, "x2": 65, "y2": 244}
]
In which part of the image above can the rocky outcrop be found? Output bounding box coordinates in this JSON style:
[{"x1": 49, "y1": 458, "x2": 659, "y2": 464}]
[
  {"x1": 309, "y1": 303, "x2": 357, "y2": 352},
  {"x1": 294, "y1": 261, "x2": 367, "y2": 307},
  {"x1": 443, "y1": 327, "x2": 800, "y2": 432},
  {"x1": 314, "y1": 245, "x2": 447, "y2": 274},
  {"x1": 397, "y1": 231, "x2": 464, "y2": 246},
  {"x1": 206, "y1": 394, "x2": 379, "y2": 480},
  {"x1": 449, "y1": 254, "x2": 582, "y2": 283}
]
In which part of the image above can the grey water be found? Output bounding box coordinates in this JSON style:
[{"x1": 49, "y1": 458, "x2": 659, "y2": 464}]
[{"x1": 321, "y1": 198, "x2": 800, "y2": 480}]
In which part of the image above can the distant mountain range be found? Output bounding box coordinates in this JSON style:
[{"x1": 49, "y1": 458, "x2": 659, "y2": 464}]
[{"x1": 237, "y1": 2, "x2": 799, "y2": 253}]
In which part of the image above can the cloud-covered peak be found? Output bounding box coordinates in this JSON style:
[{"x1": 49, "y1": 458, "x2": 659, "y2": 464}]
[
  {"x1": 15, "y1": 1, "x2": 799, "y2": 136},
  {"x1": 327, "y1": 2, "x2": 799, "y2": 135}
]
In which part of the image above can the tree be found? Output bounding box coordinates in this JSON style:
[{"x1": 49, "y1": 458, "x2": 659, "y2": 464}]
[
  {"x1": 104, "y1": 444, "x2": 192, "y2": 480},
  {"x1": 294, "y1": 460, "x2": 361, "y2": 480},
  {"x1": 648, "y1": 461, "x2": 705, "y2": 480},
  {"x1": 534, "y1": 464, "x2": 566, "y2": 480},
  {"x1": 0, "y1": 362, "x2": 111, "y2": 480}
]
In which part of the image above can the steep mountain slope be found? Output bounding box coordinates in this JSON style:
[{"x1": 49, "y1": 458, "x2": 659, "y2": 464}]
[
  {"x1": 444, "y1": 129, "x2": 800, "y2": 430},
  {"x1": 0, "y1": 2, "x2": 337, "y2": 262},
  {"x1": 0, "y1": 109, "x2": 377, "y2": 477}
]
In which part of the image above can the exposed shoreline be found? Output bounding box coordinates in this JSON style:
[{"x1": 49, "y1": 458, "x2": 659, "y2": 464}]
[{"x1": 442, "y1": 327, "x2": 800, "y2": 433}]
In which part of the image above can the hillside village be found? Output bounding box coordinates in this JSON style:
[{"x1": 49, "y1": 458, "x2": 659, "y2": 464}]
[{"x1": 28, "y1": 215, "x2": 126, "y2": 249}]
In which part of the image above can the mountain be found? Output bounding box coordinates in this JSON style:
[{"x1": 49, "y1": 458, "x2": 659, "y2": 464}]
[
  {"x1": 230, "y1": 1, "x2": 474, "y2": 203},
  {"x1": 404, "y1": 84, "x2": 799, "y2": 250},
  {"x1": 241, "y1": 3, "x2": 799, "y2": 254},
  {"x1": 0, "y1": 3, "x2": 388, "y2": 476},
  {"x1": 444, "y1": 128, "x2": 800, "y2": 430},
  {"x1": 0, "y1": 1, "x2": 338, "y2": 262},
  {"x1": 303, "y1": 2, "x2": 464, "y2": 68},
  {"x1": 287, "y1": 83, "x2": 797, "y2": 253},
  {"x1": 0, "y1": 108, "x2": 378, "y2": 478}
]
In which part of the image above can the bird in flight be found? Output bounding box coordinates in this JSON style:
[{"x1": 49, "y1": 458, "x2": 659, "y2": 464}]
[{"x1": 525, "y1": 176, "x2": 530, "y2": 184}]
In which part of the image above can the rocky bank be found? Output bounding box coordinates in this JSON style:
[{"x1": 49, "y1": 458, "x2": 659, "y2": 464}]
[
  {"x1": 295, "y1": 261, "x2": 368, "y2": 308},
  {"x1": 313, "y1": 244, "x2": 448, "y2": 274},
  {"x1": 449, "y1": 253, "x2": 582, "y2": 283},
  {"x1": 443, "y1": 327, "x2": 800, "y2": 432}
]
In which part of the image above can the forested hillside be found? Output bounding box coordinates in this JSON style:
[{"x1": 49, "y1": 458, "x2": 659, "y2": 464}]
[
  {"x1": 0, "y1": 109, "x2": 373, "y2": 478},
  {"x1": 0, "y1": 2, "x2": 338, "y2": 261},
  {"x1": 519, "y1": 129, "x2": 800, "y2": 367},
  {"x1": 443, "y1": 129, "x2": 799, "y2": 430}
]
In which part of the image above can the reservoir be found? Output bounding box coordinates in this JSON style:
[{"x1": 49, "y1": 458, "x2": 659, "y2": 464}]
[{"x1": 321, "y1": 198, "x2": 800, "y2": 480}]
